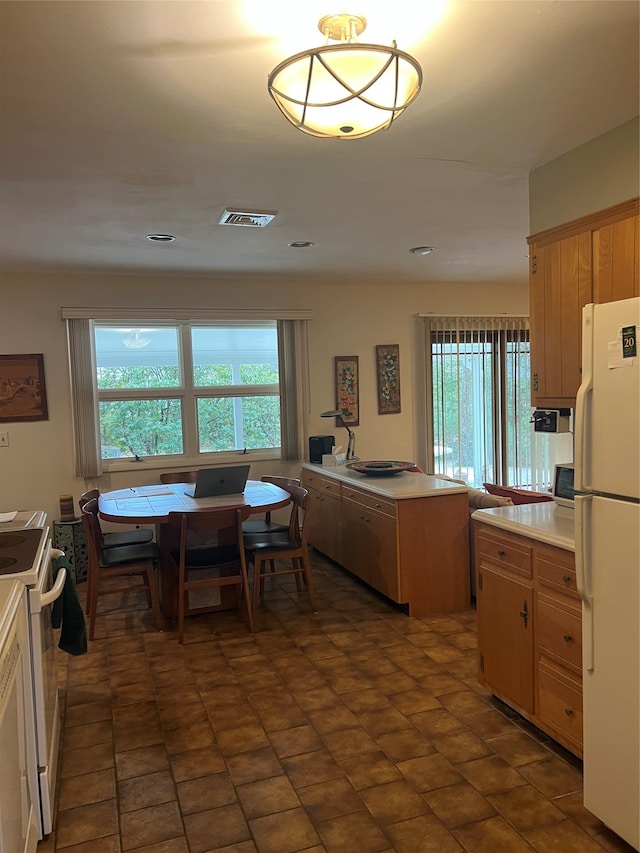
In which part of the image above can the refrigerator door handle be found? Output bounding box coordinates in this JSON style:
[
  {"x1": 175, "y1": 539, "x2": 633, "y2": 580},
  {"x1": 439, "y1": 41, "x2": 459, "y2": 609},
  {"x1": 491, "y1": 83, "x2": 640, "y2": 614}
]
[
  {"x1": 575, "y1": 494, "x2": 594, "y2": 671},
  {"x1": 575, "y1": 304, "x2": 594, "y2": 493}
]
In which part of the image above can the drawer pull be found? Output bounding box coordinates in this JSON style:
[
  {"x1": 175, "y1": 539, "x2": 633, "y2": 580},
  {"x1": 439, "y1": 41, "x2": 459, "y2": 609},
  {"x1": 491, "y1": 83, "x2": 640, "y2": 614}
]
[
  {"x1": 562, "y1": 575, "x2": 571, "y2": 583},
  {"x1": 563, "y1": 634, "x2": 573, "y2": 643},
  {"x1": 497, "y1": 549, "x2": 506, "y2": 558},
  {"x1": 564, "y1": 707, "x2": 574, "y2": 717}
]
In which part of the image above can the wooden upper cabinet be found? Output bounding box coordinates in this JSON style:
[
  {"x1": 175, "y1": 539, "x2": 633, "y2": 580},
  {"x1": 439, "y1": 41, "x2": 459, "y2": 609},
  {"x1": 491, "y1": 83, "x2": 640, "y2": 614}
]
[
  {"x1": 592, "y1": 214, "x2": 640, "y2": 303},
  {"x1": 529, "y1": 232, "x2": 592, "y2": 407},
  {"x1": 528, "y1": 198, "x2": 640, "y2": 408}
]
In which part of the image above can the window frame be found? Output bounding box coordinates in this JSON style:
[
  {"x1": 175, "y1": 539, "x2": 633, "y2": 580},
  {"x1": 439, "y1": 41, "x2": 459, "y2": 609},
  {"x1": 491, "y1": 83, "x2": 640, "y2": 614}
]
[
  {"x1": 63, "y1": 307, "x2": 311, "y2": 478},
  {"x1": 95, "y1": 321, "x2": 281, "y2": 464}
]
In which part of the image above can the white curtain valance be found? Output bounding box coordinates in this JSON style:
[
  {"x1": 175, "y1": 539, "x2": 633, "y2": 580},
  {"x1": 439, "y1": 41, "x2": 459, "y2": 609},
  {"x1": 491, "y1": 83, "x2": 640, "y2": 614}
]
[{"x1": 61, "y1": 307, "x2": 313, "y2": 321}]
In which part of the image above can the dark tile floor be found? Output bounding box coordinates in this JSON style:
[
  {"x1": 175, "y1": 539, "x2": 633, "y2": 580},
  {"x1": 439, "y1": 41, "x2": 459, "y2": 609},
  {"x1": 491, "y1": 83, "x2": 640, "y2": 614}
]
[{"x1": 38, "y1": 552, "x2": 635, "y2": 853}]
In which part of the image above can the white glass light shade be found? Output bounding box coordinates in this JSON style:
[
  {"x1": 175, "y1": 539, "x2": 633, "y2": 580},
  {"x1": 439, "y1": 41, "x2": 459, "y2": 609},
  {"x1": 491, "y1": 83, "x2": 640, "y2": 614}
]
[{"x1": 268, "y1": 43, "x2": 422, "y2": 139}]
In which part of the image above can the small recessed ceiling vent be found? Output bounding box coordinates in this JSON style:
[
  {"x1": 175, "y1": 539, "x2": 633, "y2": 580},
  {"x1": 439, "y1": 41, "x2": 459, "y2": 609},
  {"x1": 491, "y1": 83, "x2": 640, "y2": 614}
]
[{"x1": 218, "y1": 209, "x2": 277, "y2": 228}]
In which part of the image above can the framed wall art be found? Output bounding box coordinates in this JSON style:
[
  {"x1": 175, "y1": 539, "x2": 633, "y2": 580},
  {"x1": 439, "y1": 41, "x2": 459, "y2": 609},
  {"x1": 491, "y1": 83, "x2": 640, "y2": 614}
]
[
  {"x1": 376, "y1": 344, "x2": 401, "y2": 414},
  {"x1": 0, "y1": 353, "x2": 49, "y2": 422},
  {"x1": 334, "y1": 355, "x2": 359, "y2": 425}
]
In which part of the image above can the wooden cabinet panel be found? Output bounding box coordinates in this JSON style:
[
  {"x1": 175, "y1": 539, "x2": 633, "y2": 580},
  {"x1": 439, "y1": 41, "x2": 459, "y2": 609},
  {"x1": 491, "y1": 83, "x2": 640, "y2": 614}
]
[
  {"x1": 529, "y1": 231, "x2": 592, "y2": 406},
  {"x1": 341, "y1": 484, "x2": 396, "y2": 518},
  {"x1": 477, "y1": 531, "x2": 532, "y2": 578},
  {"x1": 306, "y1": 480, "x2": 343, "y2": 565},
  {"x1": 477, "y1": 566, "x2": 534, "y2": 713},
  {"x1": 342, "y1": 490, "x2": 399, "y2": 599},
  {"x1": 538, "y1": 661, "x2": 583, "y2": 753},
  {"x1": 593, "y1": 214, "x2": 640, "y2": 303},
  {"x1": 536, "y1": 592, "x2": 582, "y2": 674},
  {"x1": 535, "y1": 547, "x2": 577, "y2": 597},
  {"x1": 528, "y1": 199, "x2": 639, "y2": 407}
]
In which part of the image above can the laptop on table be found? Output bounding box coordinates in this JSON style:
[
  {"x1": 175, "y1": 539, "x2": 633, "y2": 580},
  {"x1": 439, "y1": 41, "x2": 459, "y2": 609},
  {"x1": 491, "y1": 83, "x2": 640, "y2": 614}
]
[{"x1": 185, "y1": 465, "x2": 250, "y2": 499}]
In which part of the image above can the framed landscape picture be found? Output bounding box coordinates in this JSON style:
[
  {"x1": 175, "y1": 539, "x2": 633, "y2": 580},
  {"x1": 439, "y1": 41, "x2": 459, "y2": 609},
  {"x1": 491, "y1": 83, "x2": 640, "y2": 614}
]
[
  {"x1": 0, "y1": 353, "x2": 49, "y2": 422},
  {"x1": 376, "y1": 344, "x2": 401, "y2": 414},
  {"x1": 334, "y1": 355, "x2": 359, "y2": 425}
]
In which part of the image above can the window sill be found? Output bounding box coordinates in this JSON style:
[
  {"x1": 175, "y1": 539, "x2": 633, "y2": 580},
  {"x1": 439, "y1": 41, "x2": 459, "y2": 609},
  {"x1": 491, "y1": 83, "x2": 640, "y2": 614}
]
[{"x1": 102, "y1": 449, "x2": 281, "y2": 474}]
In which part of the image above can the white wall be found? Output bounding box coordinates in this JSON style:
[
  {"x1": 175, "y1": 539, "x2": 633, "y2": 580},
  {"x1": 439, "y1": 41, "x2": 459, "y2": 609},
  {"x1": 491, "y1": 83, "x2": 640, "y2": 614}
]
[
  {"x1": 0, "y1": 272, "x2": 527, "y2": 523},
  {"x1": 529, "y1": 117, "x2": 640, "y2": 233}
]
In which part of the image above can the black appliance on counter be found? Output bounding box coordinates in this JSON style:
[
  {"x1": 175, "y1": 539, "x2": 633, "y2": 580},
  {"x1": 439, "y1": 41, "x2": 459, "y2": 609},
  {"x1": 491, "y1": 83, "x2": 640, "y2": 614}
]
[{"x1": 308, "y1": 435, "x2": 335, "y2": 463}]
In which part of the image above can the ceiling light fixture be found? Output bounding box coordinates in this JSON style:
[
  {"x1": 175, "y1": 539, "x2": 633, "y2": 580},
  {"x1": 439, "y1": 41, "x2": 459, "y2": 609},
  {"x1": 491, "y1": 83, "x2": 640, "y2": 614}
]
[
  {"x1": 268, "y1": 13, "x2": 422, "y2": 140},
  {"x1": 409, "y1": 246, "x2": 435, "y2": 255}
]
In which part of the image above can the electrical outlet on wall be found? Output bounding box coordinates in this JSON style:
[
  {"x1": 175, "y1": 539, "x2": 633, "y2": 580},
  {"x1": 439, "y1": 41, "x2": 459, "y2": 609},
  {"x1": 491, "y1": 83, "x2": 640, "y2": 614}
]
[{"x1": 0, "y1": 432, "x2": 8, "y2": 447}]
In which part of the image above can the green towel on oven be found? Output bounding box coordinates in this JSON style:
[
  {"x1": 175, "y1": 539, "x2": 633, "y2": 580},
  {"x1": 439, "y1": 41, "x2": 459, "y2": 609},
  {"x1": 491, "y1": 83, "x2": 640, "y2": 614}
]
[{"x1": 51, "y1": 555, "x2": 87, "y2": 656}]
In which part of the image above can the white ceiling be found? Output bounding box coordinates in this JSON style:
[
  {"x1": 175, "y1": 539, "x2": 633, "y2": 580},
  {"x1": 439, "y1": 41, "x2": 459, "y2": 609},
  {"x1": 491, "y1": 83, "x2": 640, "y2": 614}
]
[{"x1": 0, "y1": 0, "x2": 638, "y2": 286}]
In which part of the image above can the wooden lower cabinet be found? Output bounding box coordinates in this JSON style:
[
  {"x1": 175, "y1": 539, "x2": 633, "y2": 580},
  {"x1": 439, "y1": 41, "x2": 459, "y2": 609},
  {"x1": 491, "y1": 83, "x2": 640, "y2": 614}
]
[
  {"x1": 477, "y1": 565, "x2": 534, "y2": 713},
  {"x1": 303, "y1": 467, "x2": 470, "y2": 616},
  {"x1": 475, "y1": 522, "x2": 583, "y2": 757},
  {"x1": 306, "y1": 474, "x2": 344, "y2": 566},
  {"x1": 342, "y1": 488, "x2": 399, "y2": 600}
]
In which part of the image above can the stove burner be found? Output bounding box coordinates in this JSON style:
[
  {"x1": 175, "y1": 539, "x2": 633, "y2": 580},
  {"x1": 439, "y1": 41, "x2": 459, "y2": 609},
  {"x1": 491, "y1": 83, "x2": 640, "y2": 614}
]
[
  {"x1": 0, "y1": 534, "x2": 26, "y2": 549},
  {"x1": 0, "y1": 528, "x2": 46, "y2": 575}
]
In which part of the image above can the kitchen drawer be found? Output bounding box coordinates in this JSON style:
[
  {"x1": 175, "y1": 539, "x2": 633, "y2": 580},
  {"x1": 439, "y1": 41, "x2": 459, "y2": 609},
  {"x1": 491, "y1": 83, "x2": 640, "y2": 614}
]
[
  {"x1": 537, "y1": 593, "x2": 582, "y2": 673},
  {"x1": 341, "y1": 486, "x2": 396, "y2": 518},
  {"x1": 303, "y1": 472, "x2": 342, "y2": 498},
  {"x1": 538, "y1": 661, "x2": 583, "y2": 750},
  {"x1": 535, "y1": 548, "x2": 578, "y2": 598},
  {"x1": 477, "y1": 531, "x2": 532, "y2": 578}
]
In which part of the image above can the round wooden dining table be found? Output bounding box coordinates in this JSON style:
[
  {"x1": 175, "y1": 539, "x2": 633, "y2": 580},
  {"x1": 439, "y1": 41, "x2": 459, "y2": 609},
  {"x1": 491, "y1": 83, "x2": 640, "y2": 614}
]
[
  {"x1": 98, "y1": 479, "x2": 291, "y2": 524},
  {"x1": 98, "y1": 480, "x2": 292, "y2": 619}
]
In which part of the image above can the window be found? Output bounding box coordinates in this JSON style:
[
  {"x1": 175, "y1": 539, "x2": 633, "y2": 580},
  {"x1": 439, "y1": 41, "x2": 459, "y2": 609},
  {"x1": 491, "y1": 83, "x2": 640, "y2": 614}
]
[
  {"x1": 95, "y1": 324, "x2": 280, "y2": 459},
  {"x1": 422, "y1": 315, "x2": 551, "y2": 490},
  {"x1": 64, "y1": 309, "x2": 311, "y2": 478}
]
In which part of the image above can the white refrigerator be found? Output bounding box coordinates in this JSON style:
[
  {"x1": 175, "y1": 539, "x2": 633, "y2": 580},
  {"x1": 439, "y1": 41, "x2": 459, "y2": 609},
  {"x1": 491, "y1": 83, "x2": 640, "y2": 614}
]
[{"x1": 575, "y1": 296, "x2": 640, "y2": 850}]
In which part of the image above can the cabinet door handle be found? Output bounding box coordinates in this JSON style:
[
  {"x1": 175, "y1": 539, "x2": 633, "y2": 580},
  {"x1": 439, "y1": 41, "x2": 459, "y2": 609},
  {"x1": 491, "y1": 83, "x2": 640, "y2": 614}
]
[
  {"x1": 519, "y1": 599, "x2": 529, "y2": 629},
  {"x1": 562, "y1": 575, "x2": 571, "y2": 583},
  {"x1": 565, "y1": 707, "x2": 574, "y2": 717},
  {"x1": 563, "y1": 634, "x2": 573, "y2": 643}
]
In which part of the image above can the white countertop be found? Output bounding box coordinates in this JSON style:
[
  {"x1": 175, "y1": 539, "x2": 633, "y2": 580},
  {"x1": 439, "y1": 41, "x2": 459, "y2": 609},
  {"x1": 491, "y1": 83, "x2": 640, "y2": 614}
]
[
  {"x1": 302, "y1": 463, "x2": 468, "y2": 500},
  {"x1": 471, "y1": 502, "x2": 575, "y2": 551}
]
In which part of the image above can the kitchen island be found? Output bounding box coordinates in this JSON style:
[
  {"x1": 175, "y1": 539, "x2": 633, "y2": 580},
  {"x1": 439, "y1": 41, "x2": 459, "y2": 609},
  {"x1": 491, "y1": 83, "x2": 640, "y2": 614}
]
[
  {"x1": 472, "y1": 502, "x2": 582, "y2": 757},
  {"x1": 301, "y1": 463, "x2": 470, "y2": 616}
]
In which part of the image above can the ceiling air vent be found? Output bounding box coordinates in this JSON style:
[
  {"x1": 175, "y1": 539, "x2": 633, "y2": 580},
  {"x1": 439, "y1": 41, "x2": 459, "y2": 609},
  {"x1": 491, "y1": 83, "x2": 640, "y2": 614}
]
[{"x1": 218, "y1": 209, "x2": 277, "y2": 228}]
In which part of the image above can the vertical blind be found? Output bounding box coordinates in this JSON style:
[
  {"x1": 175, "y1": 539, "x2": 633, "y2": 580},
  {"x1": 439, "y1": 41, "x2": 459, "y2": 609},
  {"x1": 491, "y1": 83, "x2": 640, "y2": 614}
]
[{"x1": 421, "y1": 315, "x2": 551, "y2": 490}]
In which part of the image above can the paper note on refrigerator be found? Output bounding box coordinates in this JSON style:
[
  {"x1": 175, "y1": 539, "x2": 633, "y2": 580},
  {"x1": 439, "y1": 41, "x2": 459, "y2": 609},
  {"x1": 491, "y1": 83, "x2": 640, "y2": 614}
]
[{"x1": 607, "y1": 339, "x2": 632, "y2": 369}]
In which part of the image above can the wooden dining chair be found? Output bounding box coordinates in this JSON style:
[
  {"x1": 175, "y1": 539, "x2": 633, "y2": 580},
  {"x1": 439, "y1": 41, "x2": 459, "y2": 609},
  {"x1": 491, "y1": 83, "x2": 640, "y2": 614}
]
[
  {"x1": 241, "y1": 475, "x2": 300, "y2": 537},
  {"x1": 243, "y1": 484, "x2": 317, "y2": 621},
  {"x1": 81, "y1": 499, "x2": 164, "y2": 641},
  {"x1": 159, "y1": 471, "x2": 198, "y2": 484},
  {"x1": 166, "y1": 504, "x2": 253, "y2": 643},
  {"x1": 79, "y1": 489, "x2": 154, "y2": 548}
]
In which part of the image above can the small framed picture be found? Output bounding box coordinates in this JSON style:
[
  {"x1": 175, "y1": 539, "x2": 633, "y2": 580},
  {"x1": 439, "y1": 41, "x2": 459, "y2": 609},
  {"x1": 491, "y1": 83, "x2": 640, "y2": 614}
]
[
  {"x1": 376, "y1": 344, "x2": 401, "y2": 414},
  {"x1": 334, "y1": 356, "x2": 359, "y2": 426},
  {"x1": 0, "y1": 353, "x2": 49, "y2": 422}
]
